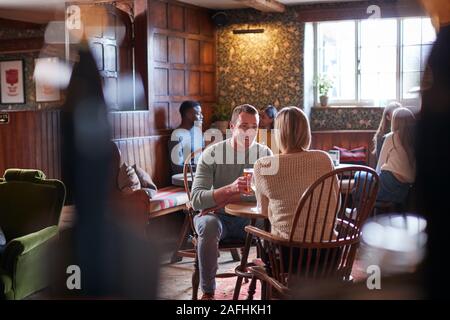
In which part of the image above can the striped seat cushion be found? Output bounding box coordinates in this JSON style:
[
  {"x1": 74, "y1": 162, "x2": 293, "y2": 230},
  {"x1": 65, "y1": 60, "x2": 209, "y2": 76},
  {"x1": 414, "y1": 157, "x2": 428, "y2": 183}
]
[{"x1": 149, "y1": 186, "x2": 189, "y2": 212}]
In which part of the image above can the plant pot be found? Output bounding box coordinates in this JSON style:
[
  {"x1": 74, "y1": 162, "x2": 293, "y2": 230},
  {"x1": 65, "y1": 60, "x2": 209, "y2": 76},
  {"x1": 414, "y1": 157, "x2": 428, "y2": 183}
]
[
  {"x1": 214, "y1": 121, "x2": 229, "y2": 134},
  {"x1": 319, "y1": 95, "x2": 329, "y2": 107}
]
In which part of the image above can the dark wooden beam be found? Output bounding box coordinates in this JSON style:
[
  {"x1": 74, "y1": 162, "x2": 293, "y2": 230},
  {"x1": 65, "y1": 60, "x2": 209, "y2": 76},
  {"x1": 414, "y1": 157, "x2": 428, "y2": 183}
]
[
  {"x1": 0, "y1": 37, "x2": 44, "y2": 53},
  {"x1": 294, "y1": 0, "x2": 426, "y2": 22},
  {"x1": 0, "y1": 16, "x2": 44, "y2": 29}
]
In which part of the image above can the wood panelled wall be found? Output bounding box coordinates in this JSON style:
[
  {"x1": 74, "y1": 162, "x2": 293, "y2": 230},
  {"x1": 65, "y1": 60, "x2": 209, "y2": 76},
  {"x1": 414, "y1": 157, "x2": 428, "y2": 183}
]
[
  {"x1": 109, "y1": 111, "x2": 171, "y2": 187},
  {"x1": 0, "y1": 1, "x2": 216, "y2": 190},
  {"x1": 0, "y1": 110, "x2": 61, "y2": 179},
  {"x1": 148, "y1": 0, "x2": 216, "y2": 129}
]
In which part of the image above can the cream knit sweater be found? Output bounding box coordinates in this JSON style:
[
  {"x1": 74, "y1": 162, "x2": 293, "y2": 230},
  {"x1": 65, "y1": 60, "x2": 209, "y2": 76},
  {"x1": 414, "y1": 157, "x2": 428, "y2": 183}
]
[{"x1": 254, "y1": 150, "x2": 339, "y2": 242}]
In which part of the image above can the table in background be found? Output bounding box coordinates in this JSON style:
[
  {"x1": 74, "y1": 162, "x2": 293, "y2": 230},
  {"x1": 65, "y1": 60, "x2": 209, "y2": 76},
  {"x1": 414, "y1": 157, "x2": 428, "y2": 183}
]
[{"x1": 171, "y1": 173, "x2": 194, "y2": 187}]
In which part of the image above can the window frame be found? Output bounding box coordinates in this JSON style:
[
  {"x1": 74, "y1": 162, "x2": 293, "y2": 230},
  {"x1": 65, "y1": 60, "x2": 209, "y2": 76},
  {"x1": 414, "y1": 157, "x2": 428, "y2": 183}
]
[{"x1": 313, "y1": 16, "x2": 432, "y2": 107}]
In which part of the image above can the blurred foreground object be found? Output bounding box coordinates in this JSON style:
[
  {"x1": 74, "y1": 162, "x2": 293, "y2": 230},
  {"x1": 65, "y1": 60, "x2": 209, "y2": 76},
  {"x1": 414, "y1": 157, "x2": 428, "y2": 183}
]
[
  {"x1": 420, "y1": 0, "x2": 450, "y2": 31},
  {"x1": 360, "y1": 214, "x2": 427, "y2": 275},
  {"x1": 417, "y1": 0, "x2": 450, "y2": 299},
  {"x1": 52, "y1": 43, "x2": 159, "y2": 299}
]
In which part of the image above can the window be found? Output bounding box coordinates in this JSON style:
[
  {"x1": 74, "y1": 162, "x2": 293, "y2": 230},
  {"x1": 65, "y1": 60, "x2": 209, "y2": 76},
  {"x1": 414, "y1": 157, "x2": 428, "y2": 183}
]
[
  {"x1": 314, "y1": 17, "x2": 436, "y2": 105},
  {"x1": 317, "y1": 21, "x2": 356, "y2": 100},
  {"x1": 401, "y1": 17, "x2": 436, "y2": 99}
]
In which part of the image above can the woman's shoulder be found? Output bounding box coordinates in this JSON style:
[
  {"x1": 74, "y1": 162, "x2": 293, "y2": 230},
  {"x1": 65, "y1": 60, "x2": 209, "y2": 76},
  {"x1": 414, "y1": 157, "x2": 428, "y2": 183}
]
[
  {"x1": 304, "y1": 149, "x2": 334, "y2": 163},
  {"x1": 383, "y1": 132, "x2": 394, "y2": 141},
  {"x1": 255, "y1": 154, "x2": 279, "y2": 167}
]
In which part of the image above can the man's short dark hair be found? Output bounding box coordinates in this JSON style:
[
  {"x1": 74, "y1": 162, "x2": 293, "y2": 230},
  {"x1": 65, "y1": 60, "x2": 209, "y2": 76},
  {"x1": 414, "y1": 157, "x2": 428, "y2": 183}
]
[
  {"x1": 230, "y1": 104, "x2": 258, "y2": 124},
  {"x1": 179, "y1": 100, "x2": 200, "y2": 117}
]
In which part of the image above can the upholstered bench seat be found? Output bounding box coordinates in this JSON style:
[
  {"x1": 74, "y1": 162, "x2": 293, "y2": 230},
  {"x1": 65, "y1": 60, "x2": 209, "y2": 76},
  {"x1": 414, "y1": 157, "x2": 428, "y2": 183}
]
[{"x1": 149, "y1": 186, "x2": 189, "y2": 218}]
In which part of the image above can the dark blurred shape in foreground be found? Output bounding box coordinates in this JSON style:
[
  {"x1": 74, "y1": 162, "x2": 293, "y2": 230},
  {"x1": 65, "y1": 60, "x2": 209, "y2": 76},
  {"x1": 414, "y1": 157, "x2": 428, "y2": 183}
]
[
  {"x1": 415, "y1": 9, "x2": 450, "y2": 298},
  {"x1": 51, "y1": 42, "x2": 159, "y2": 299}
]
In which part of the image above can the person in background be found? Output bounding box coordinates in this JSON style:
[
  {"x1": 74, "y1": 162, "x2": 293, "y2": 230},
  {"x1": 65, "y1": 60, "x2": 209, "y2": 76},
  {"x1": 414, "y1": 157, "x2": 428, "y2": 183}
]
[
  {"x1": 372, "y1": 101, "x2": 402, "y2": 161},
  {"x1": 376, "y1": 107, "x2": 417, "y2": 203},
  {"x1": 168, "y1": 100, "x2": 204, "y2": 175},
  {"x1": 258, "y1": 105, "x2": 278, "y2": 150},
  {"x1": 190, "y1": 104, "x2": 272, "y2": 300},
  {"x1": 254, "y1": 106, "x2": 338, "y2": 242},
  {"x1": 354, "y1": 107, "x2": 417, "y2": 206},
  {"x1": 259, "y1": 105, "x2": 278, "y2": 130}
]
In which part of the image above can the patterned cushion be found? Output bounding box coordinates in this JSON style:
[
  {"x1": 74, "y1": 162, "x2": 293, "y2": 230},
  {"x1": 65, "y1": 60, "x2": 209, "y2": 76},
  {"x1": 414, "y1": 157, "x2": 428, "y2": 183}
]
[
  {"x1": 149, "y1": 186, "x2": 188, "y2": 212},
  {"x1": 332, "y1": 146, "x2": 367, "y2": 165}
]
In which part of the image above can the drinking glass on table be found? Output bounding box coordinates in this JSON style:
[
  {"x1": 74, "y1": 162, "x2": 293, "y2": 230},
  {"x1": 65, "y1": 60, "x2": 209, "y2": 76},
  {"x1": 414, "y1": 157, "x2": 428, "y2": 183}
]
[
  {"x1": 243, "y1": 168, "x2": 254, "y2": 194},
  {"x1": 243, "y1": 168, "x2": 261, "y2": 213},
  {"x1": 250, "y1": 173, "x2": 261, "y2": 213}
]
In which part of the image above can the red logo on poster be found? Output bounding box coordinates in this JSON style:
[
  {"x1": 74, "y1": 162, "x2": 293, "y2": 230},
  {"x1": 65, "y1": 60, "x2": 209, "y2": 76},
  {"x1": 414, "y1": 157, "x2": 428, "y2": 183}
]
[
  {"x1": 6, "y1": 69, "x2": 18, "y2": 85},
  {"x1": 5, "y1": 69, "x2": 18, "y2": 96}
]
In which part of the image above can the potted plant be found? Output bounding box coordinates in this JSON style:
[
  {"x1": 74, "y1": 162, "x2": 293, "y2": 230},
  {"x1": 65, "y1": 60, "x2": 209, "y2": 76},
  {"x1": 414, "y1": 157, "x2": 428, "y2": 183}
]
[
  {"x1": 314, "y1": 75, "x2": 333, "y2": 107},
  {"x1": 212, "y1": 103, "x2": 231, "y2": 134}
]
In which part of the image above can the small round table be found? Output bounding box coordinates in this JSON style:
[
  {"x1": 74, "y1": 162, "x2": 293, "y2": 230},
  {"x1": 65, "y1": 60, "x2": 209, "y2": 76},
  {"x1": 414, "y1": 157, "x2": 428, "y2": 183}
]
[
  {"x1": 224, "y1": 202, "x2": 267, "y2": 300},
  {"x1": 171, "y1": 173, "x2": 193, "y2": 187}
]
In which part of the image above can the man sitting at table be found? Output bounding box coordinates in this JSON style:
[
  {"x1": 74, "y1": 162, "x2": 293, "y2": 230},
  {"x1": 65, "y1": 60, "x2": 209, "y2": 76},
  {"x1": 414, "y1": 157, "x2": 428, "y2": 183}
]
[
  {"x1": 168, "y1": 100, "x2": 204, "y2": 174},
  {"x1": 190, "y1": 104, "x2": 273, "y2": 300}
]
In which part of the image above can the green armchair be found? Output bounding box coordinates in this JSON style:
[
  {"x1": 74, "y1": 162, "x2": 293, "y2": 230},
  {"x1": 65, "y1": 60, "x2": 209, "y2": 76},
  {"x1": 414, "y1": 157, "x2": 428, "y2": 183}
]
[{"x1": 0, "y1": 169, "x2": 65, "y2": 300}]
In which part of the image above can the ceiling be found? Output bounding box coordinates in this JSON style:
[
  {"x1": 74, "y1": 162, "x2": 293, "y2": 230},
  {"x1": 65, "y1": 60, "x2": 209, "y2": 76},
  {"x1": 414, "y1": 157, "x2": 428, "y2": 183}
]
[
  {"x1": 177, "y1": 0, "x2": 362, "y2": 10},
  {"x1": 0, "y1": 1, "x2": 129, "y2": 24},
  {"x1": 0, "y1": 0, "x2": 362, "y2": 24}
]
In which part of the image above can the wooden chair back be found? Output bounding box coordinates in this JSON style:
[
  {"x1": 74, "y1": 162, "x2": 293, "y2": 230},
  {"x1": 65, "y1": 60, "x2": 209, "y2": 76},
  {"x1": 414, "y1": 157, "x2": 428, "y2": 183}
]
[{"x1": 248, "y1": 165, "x2": 379, "y2": 297}]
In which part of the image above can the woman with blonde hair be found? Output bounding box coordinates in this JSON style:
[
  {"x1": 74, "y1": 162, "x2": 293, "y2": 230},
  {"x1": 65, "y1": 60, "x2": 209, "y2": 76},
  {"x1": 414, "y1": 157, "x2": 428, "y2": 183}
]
[
  {"x1": 253, "y1": 106, "x2": 338, "y2": 242},
  {"x1": 354, "y1": 107, "x2": 417, "y2": 205},
  {"x1": 375, "y1": 107, "x2": 417, "y2": 202},
  {"x1": 373, "y1": 101, "x2": 402, "y2": 161}
]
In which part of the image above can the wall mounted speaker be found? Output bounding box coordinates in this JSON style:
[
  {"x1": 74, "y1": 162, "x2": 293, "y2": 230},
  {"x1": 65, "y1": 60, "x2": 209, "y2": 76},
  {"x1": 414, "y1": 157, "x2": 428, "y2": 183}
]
[{"x1": 212, "y1": 11, "x2": 228, "y2": 27}]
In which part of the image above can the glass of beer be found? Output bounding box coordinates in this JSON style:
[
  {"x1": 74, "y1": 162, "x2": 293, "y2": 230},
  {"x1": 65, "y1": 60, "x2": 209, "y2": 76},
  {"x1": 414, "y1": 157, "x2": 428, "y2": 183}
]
[{"x1": 243, "y1": 168, "x2": 254, "y2": 194}]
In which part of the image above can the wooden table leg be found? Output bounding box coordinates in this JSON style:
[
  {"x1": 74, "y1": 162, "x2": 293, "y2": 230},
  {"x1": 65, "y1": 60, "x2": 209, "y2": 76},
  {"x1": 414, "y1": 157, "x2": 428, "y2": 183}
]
[{"x1": 232, "y1": 218, "x2": 255, "y2": 300}]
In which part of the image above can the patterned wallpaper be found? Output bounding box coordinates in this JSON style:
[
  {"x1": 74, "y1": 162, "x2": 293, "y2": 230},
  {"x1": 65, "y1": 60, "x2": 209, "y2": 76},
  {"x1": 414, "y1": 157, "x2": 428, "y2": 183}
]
[
  {"x1": 310, "y1": 107, "x2": 383, "y2": 131},
  {"x1": 216, "y1": 7, "x2": 389, "y2": 130},
  {"x1": 0, "y1": 26, "x2": 62, "y2": 111},
  {"x1": 216, "y1": 8, "x2": 304, "y2": 111}
]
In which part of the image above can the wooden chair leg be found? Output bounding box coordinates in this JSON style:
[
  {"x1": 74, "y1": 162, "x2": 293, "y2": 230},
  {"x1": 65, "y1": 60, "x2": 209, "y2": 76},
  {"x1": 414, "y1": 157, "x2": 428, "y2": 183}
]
[
  {"x1": 170, "y1": 214, "x2": 191, "y2": 264},
  {"x1": 192, "y1": 254, "x2": 200, "y2": 300},
  {"x1": 247, "y1": 277, "x2": 257, "y2": 300},
  {"x1": 236, "y1": 248, "x2": 250, "y2": 283},
  {"x1": 230, "y1": 248, "x2": 241, "y2": 261},
  {"x1": 233, "y1": 276, "x2": 244, "y2": 300},
  {"x1": 261, "y1": 280, "x2": 267, "y2": 300}
]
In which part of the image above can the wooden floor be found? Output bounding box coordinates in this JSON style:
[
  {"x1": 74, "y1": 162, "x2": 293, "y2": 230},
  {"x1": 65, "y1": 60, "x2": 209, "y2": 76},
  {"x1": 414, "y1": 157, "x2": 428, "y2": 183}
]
[
  {"x1": 157, "y1": 247, "x2": 370, "y2": 300},
  {"x1": 53, "y1": 207, "x2": 371, "y2": 300}
]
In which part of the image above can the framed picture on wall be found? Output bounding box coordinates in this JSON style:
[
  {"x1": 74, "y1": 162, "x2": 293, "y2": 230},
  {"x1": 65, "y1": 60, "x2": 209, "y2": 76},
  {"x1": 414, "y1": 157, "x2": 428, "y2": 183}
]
[
  {"x1": 0, "y1": 60, "x2": 25, "y2": 104},
  {"x1": 34, "y1": 57, "x2": 61, "y2": 102}
]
